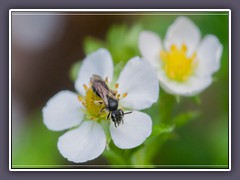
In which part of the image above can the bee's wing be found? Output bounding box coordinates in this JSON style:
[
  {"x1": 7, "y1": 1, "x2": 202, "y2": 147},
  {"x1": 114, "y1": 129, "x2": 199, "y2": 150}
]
[
  {"x1": 91, "y1": 74, "x2": 110, "y2": 106},
  {"x1": 90, "y1": 74, "x2": 104, "y2": 83},
  {"x1": 107, "y1": 89, "x2": 118, "y2": 100},
  {"x1": 94, "y1": 82, "x2": 109, "y2": 106}
]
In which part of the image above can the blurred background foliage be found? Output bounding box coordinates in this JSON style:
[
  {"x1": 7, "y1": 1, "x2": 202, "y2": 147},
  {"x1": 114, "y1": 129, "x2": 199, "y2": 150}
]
[{"x1": 12, "y1": 12, "x2": 229, "y2": 168}]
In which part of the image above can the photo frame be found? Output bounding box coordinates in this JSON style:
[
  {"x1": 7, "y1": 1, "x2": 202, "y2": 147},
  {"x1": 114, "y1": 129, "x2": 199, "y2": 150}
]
[{"x1": 9, "y1": 9, "x2": 231, "y2": 172}]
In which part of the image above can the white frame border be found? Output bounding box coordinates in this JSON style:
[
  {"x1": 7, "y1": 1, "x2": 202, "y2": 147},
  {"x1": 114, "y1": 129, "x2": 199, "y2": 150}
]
[{"x1": 9, "y1": 9, "x2": 231, "y2": 172}]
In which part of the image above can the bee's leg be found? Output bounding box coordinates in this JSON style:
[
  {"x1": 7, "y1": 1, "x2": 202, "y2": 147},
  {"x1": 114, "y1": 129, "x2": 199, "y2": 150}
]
[
  {"x1": 100, "y1": 107, "x2": 106, "y2": 113},
  {"x1": 114, "y1": 122, "x2": 117, "y2": 128},
  {"x1": 94, "y1": 100, "x2": 104, "y2": 106},
  {"x1": 107, "y1": 113, "x2": 110, "y2": 120},
  {"x1": 122, "y1": 119, "x2": 124, "y2": 124}
]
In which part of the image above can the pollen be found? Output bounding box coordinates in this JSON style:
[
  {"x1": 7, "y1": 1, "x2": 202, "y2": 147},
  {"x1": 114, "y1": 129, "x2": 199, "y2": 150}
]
[
  {"x1": 160, "y1": 44, "x2": 197, "y2": 82},
  {"x1": 116, "y1": 94, "x2": 121, "y2": 99},
  {"x1": 83, "y1": 88, "x2": 107, "y2": 119},
  {"x1": 123, "y1": 93, "x2": 128, "y2": 98},
  {"x1": 83, "y1": 84, "x2": 88, "y2": 90},
  {"x1": 78, "y1": 79, "x2": 128, "y2": 121},
  {"x1": 105, "y1": 76, "x2": 109, "y2": 84},
  {"x1": 78, "y1": 95, "x2": 83, "y2": 102}
]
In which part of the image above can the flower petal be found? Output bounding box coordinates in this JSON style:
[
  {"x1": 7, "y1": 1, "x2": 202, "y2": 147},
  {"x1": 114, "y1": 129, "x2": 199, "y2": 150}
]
[
  {"x1": 195, "y1": 35, "x2": 223, "y2": 77},
  {"x1": 117, "y1": 57, "x2": 159, "y2": 110},
  {"x1": 42, "y1": 90, "x2": 84, "y2": 131},
  {"x1": 139, "y1": 31, "x2": 162, "y2": 69},
  {"x1": 57, "y1": 121, "x2": 106, "y2": 163},
  {"x1": 164, "y1": 16, "x2": 201, "y2": 56},
  {"x1": 110, "y1": 111, "x2": 152, "y2": 149},
  {"x1": 75, "y1": 48, "x2": 114, "y2": 95},
  {"x1": 157, "y1": 70, "x2": 212, "y2": 96}
]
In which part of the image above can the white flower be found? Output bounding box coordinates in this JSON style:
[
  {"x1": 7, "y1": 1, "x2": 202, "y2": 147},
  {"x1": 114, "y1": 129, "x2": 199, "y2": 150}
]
[
  {"x1": 139, "y1": 16, "x2": 223, "y2": 96},
  {"x1": 42, "y1": 49, "x2": 159, "y2": 163}
]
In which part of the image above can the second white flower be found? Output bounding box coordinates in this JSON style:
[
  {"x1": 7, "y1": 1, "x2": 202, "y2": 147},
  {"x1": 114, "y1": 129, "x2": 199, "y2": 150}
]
[{"x1": 139, "y1": 16, "x2": 223, "y2": 96}]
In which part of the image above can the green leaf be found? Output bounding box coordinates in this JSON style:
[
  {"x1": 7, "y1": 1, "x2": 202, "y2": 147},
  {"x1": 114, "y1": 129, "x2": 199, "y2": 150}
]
[
  {"x1": 12, "y1": 112, "x2": 62, "y2": 168},
  {"x1": 131, "y1": 133, "x2": 174, "y2": 166},
  {"x1": 130, "y1": 149, "x2": 153, "y2": 167},
  {"x1": 106, "y1": 24, "x2": 142, "y2": 63},
  {"x1": 102, "y1": 149, "x2": 126, "y2": 166},
  {"x1": 106, "y1": 24, "x2": 128, "y2": 48},
  {"x1": 173, "y1": 111, "x2": 200, "y2": 128},
  {"x1": 152, "y1": 123, "x2": 175, "y2": 136},
  {"x1": 158, "y1": 91, "x2": 176, "y2": 124},
  {"x1": 125, "y1": 24, "x2": 142, "y2": 47},
  {"x1": 176, "y1": 95, "x2": 181, "y2": 103},
  {"x1": 191, "y1": 95, "x2": 201, "y2": 105},
  {"x1": 69, "y1": 61, "x2": 82, "y2": 82},
  {"x1": 131, "y1": 123, "x2": 174, "y2": 165},
  {"x1": 83, "y1": 36, "x2": 106, "y2": 55},
  {"x1": 81, "y1": 23, "x2": 142, "y2": 67}
]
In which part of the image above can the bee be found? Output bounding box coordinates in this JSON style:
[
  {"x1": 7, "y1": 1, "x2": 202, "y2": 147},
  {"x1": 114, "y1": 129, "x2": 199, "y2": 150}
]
[{"x1": 90, "y1": 74, "x2": 132, "y2": 127}]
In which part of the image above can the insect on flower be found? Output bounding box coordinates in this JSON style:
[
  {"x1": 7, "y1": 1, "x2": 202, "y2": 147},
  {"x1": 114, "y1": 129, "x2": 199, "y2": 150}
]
[
  {"x1": 91, "y1": 74, "x2": 132, "y2": 127},
  {"x1": 42, "y1": 48, "x2": 159, "y2": 163}
]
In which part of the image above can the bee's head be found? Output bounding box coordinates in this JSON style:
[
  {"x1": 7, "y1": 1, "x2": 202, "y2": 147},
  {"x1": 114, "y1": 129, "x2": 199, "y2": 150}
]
[{"x1": 111, "y1": 109, "x2": 124, "y2": 123}]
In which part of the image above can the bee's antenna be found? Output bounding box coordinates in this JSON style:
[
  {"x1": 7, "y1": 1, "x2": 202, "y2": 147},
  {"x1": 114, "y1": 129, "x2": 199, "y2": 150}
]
[{"x1": 124, "y1": 111, "x2": 132, "y2": 115}]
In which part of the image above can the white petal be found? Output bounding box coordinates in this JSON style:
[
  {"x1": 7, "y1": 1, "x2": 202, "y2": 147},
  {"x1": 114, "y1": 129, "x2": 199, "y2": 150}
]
[
  {"x1": 117, "y1": 57, "x2": 159, "y2": 110},
  {"x1": 195, "y1": 35, "x2": 223, "y2": 77},
  {"x1": 157, "y1": 70, "x2": 212, "y2": 96},
  {"x1": 58, "y1": 121, "x2": 106, "y2": 163},
  {"x1": 42, "y1": 91, "x2": 84, "y2": 131},
  {"x1": 75, "y1": 48, "x2": 114, "y2": 95},
  {"x1": 139, "y1": 31, "x2": 162, "y2": 69},
  {"x1": 164, "y1": 16, "x2": 201, "y2": 56},
  {"x1": 110, "y1": 111, "x2": 152, "y2": 149}
]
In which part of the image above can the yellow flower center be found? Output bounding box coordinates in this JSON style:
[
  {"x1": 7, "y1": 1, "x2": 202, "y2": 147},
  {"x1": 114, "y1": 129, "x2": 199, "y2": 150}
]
[
  {"x1": 82, "y1": 87, "x2": 107, "y2": 119},
  {"x1": 77, "y1": 80, "x2": 127, "y2": 121},
  {"x1": 160, "y1": 44, "x2": 197, "y2": 82}
]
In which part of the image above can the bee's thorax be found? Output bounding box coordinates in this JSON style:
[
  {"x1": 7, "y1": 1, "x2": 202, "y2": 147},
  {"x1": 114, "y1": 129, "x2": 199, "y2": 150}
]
[{"x1": 108, "y1": 97, "x2": 118, "y2": 111}]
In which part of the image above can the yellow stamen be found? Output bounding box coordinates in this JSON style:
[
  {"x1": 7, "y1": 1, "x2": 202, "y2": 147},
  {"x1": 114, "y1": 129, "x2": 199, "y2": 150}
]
[
  {"x1": 78, "y1": 80, "x2": 129, "y2": 121},
  {"x1": 82, "y1": 101, "x2": 86, "y2": 106},
  {"x1": 123, "y1": 93, "x2": 128, "y2": 98},
  {"x1": 84, "y1": 88, "x2": 107, "y2": 118},
  {"x1": 117, "y1": 94, "x2": 121, "y2": 99},
  {"x1": 105, "y1": 76, "x2": 109, "y2": 84},
  {"x1": 78, "y1": 95, "x2": 83, "y2": 102},
  {"x1": 160, "y1": 44, "x2": 197, "y2": 82},
  {"x1": 83, "y1": 84, "x2": 88, "y2": 90}
]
